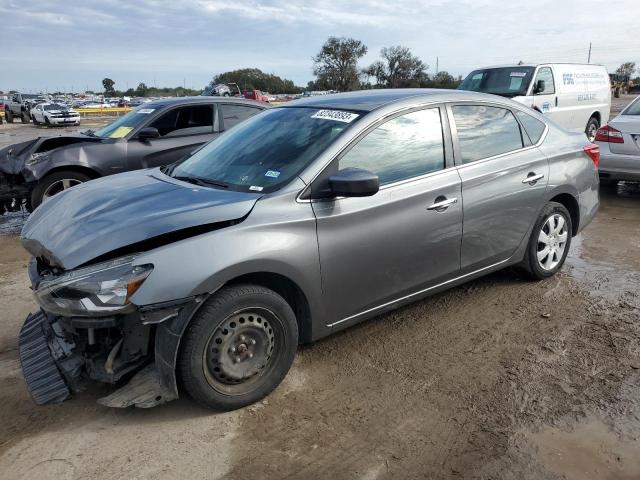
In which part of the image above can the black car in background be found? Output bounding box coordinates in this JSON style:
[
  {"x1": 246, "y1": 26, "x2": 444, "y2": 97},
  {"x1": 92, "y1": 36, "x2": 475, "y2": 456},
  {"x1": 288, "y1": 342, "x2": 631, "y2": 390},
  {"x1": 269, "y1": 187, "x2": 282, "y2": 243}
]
[{"x1": 0, "y1": 97, "x2": 267, "y2": 212}]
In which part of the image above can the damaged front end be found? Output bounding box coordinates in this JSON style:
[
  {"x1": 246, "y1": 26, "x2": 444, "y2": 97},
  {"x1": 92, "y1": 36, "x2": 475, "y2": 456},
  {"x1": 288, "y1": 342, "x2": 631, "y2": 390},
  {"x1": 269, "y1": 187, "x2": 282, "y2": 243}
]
[
  {"x1": 19, "y1": 255, "x2": 202, "y2": 408},
  {"x1": 0, "y1": 135, "x2": 100, "y2": 213}
]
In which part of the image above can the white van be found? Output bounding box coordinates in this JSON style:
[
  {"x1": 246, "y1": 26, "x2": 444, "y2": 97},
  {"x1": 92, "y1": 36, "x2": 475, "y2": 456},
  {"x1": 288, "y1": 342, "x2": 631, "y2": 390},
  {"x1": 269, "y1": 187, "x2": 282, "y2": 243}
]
[{"x1": 459, "y1": 63, "x2": 611, "y2": 141}]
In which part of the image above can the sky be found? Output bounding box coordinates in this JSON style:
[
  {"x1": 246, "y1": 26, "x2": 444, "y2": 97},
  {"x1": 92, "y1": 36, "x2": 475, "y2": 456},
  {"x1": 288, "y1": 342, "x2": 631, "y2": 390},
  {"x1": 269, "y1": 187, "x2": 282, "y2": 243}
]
[{"x1": 1, "y1": 0, "x2": 639, "y2": 93}]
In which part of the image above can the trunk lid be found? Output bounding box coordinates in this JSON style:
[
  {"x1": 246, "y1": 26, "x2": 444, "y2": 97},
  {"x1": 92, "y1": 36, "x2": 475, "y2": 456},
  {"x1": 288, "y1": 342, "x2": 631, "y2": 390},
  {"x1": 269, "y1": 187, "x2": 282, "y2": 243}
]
[{"x1": 609, "y1": 115, "x2": 640, "y2": 155}]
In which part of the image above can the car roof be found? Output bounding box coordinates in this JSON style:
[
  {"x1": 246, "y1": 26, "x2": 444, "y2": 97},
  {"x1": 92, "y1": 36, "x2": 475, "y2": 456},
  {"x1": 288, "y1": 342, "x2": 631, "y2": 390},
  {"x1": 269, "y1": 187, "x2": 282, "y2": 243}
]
[
  {"x1": 279, "y1": 88, "x2": 514, "y2": 112},
  {"x1": 142, "y1": 96, "x2": 267, "y2": 109}
]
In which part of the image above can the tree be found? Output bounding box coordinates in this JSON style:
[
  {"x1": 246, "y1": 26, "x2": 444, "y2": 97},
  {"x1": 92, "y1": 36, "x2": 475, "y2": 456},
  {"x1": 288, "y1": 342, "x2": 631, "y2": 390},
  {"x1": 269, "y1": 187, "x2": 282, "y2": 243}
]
[
  {"x1": 313, "y1": 37, "x2": 367, "y2": 91},
  {"x1": 102, "y1": 78, "x2": 115, "y2": 96},
  {"x1": 430, "y1": 71, "x2": 457, "y2": 88},
  {"x1": 365, "y1": 46, "x2": 428, "y2": 88},
  {"x1": 211, "y1": 68, "x2": 301, "y2": 94},
  {"x1": 616, "y1": 62, "x2": 637, "y2": 78},
  {"x1": 136, "y1": 82, "x2": 148, "y2": 96}
]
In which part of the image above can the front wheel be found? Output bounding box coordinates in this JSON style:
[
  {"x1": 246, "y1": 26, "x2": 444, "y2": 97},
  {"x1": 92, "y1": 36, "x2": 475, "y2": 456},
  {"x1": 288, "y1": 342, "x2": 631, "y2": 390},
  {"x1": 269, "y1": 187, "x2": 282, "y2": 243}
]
[
  {"x1": 585, "y1": 116, "x2": 599, "y2": 142},
  {"x1": 31, "y1": 170, "x2": 91, "y2": 209},
  {"x1": 178, "y1": 284, "x2": 298, "y2": 410},
  {"x1": 522, "y1": 202, "x2": 572, "y2": 280}
]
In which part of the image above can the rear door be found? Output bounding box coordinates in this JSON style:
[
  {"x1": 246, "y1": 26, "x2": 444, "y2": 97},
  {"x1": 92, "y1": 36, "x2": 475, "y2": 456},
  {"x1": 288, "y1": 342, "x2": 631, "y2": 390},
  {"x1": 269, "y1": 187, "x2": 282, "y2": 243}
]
[
  {"x1": 312, "y1": 106, "x2": 463, "y2": 326},
  {"x1": 449, "y1": 103, "x2": 549, "y2": 273},
  {"x1": 126, "y1": 103, "x2": 217, "y2": 170}
]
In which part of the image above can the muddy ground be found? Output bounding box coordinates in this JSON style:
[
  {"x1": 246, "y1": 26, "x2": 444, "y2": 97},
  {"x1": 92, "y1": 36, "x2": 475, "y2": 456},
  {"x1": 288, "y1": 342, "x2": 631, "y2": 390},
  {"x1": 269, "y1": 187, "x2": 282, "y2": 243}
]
[{"x1": 0, "y1": 98, "x2": 639, "y2": 479}]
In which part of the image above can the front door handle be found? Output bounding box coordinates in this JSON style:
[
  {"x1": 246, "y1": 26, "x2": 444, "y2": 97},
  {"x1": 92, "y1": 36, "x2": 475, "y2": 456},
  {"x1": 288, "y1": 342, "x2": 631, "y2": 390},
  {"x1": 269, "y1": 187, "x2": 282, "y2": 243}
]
[
  {"x1": 522, "y1": 173, "x2": 545, "y2": 184},
  {"x1": 427, "y1": 197, "x2": 458, "y2": 211}
]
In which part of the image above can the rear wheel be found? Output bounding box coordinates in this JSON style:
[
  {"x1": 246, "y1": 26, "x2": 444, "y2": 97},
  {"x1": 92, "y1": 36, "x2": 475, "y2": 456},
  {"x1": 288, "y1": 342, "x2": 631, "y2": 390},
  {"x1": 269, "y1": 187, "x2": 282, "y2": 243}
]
[
  {"x1": 522, "y1": 202, "x2": 572, "y2": 280},
  {"x1": 585, "y1": 116, "x2": 599, "y2": 142},
  {"x1": 6, "y1": 110, "x2": 13, "y2": 123},
  {"x1": 31, "y1": 170, "x2": 91, "y2": 209},
  {"x1": 178, "y1": 284, "x2": 298, "y2": 410},
  {"x1": 31, "y1": 115, "x2": 39, "y2": 125},
  {"x1": 22, "y1": 111, "x2": 30, "y2": 123}
]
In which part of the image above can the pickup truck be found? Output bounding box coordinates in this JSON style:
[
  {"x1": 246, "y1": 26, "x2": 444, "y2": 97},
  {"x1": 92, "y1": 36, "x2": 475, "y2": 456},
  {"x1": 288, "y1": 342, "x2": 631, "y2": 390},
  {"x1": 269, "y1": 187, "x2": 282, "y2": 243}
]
[
  {"x1": 243, "y1": 89, "x2": 270, "y2": 102},
  {"x1": 5, "y1": 93, "x2": 41, "y2": 123}
]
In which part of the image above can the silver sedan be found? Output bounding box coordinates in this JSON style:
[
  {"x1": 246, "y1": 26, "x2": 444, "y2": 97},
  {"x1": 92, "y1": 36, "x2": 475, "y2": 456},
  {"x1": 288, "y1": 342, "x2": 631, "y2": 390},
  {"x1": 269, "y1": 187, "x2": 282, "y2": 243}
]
[{"x1": 596, "y1": 95, "x2": 640, "y2": 182}]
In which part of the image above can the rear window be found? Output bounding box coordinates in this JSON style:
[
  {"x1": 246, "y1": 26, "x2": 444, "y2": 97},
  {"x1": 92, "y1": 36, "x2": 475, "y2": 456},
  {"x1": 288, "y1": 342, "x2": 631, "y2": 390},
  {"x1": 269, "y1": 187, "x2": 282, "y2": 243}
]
[
  {"x1": 516, "y1": 110, "x2": 546, "y2": 144},
  {"x1": 622, "y1": 98, "x2": 640, "y2": 115}
]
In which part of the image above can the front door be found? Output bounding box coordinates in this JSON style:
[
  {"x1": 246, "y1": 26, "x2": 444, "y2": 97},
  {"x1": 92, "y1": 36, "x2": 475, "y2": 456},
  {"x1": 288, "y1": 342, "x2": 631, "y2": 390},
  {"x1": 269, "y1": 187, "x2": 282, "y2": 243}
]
[
  {"x1": 449, "y1": 104, "x2": 549, "y2": 273},
  {"x1": 312, "y1": 107, "x2": 463, "y2": 326},
  {"x1": 126, "y1": 103, "x2": 217, "y2": 170},
  {"x1": 531, "y1": 66, "x2": 568, "y2": 126}
]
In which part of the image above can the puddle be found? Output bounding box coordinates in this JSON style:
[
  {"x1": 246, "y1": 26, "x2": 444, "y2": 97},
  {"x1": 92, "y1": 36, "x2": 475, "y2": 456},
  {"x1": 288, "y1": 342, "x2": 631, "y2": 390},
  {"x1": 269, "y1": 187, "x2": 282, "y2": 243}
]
[{"x1": 528, "y1": 419, "x2": 640, "y2": 480}]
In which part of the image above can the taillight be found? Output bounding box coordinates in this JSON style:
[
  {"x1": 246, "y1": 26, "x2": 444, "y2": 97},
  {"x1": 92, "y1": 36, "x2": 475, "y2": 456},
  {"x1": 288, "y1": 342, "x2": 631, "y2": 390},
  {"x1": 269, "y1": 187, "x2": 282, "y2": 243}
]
[
  {"x1": 584, "y1": 144, "x2": 600, "y2": 168},
  {"x1": 594, "y1": 124, "x2": 624, "y2": 143}
]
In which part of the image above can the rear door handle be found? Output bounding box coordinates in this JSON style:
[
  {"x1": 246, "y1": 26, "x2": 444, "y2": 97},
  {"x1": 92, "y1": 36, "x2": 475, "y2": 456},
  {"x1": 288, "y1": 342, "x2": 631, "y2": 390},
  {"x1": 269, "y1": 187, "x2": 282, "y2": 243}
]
[
  {"x1": 522, "y1": 173, "x2": 544, "y2": 184},
  {"x1": 427, "y1": 197, "x2": 458, "y2": 211}
]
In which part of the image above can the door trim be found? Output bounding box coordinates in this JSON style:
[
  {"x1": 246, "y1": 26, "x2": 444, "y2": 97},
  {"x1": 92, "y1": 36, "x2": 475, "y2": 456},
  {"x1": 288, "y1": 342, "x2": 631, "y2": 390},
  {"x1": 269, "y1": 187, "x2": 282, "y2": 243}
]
[{"x1": 326, "y1": 257, "x2": 510, "y2": 327}]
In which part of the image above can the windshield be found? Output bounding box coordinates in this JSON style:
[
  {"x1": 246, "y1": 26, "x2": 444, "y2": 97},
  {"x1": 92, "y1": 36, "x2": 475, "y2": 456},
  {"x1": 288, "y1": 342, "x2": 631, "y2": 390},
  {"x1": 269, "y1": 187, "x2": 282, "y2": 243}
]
[
  {"x1": 459, "y1": 67, "x2": 535, "y2": 97},
  {"x1": 170, "y1": 107, "x2": 361, "y2": 193},
  {"x1": 622, "y1": 98, "x2": 640, "y2": 115},
  {"x1": 45, "y1": 104, "x2": 67, "y2": 111},
  {"x1": 94, "y1": 106, "x2": 157, "y2": 138}
]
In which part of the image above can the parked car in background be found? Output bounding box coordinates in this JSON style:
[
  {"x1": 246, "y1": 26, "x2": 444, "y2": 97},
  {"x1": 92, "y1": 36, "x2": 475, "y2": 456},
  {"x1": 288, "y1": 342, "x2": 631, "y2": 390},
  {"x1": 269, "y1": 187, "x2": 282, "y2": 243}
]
[
  {"x1": 0, "y1": 97, "x2": 267, "y2": 211},
  {"x1": 596, "y1": 94, "x2": 640, "y2": 183},
  {"x1": 243, "y1": 89, "x2": 269, "y2": 102},
  {"x1": 459, "y1": 63, "x2": 611, "y2": 141},
  {"x1": 81, "y1": 101, "x2": 111, "y2": 108},
  {"x1": 30, "y1": 103, "x2": 81, "y2": 127},
  {"x1": 202, "y1": 82, "x2": 242, "y2": 97},
  {"x1": 17, "y1": 89, "x2": 599, "y2": 411},
  {"x1": 4, "y1": 92, "x2": 41, "y2": 123}
]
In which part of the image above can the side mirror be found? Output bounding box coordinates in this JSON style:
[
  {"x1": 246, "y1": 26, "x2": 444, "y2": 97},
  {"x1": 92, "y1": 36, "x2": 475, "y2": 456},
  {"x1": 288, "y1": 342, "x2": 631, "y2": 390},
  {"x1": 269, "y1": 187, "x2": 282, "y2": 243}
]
[
  {"x1": 328, "y1": 168, "x2": 379, "y2": 198},
  {"x1": 137, "y1": 127, "x2": 160, "y2": 140},
  {"x1": 533, "y1": 79, "x2": 546, "y2": 95}
]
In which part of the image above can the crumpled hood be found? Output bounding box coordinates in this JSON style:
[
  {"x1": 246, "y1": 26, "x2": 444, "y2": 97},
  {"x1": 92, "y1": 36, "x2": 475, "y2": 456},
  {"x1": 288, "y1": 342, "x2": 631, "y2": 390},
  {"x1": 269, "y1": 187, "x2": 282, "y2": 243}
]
[
  {"x1": 21, "y1": 169, "x2": 261, "y2": 270},
  {"x1": 0, "y1": 135, "x2": 99, "y2": 175}
]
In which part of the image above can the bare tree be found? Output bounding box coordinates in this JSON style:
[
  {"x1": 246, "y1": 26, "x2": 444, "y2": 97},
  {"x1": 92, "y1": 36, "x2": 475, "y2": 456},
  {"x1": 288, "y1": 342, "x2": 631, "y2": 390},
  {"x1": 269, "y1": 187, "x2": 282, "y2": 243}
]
[
  {"x1": 365, "y1": 46, "x2": 428, "y2": 88},
  {"x1": 616, "y1": 62, "x2": 637, "y2": 78},
  {"x1": 313, "y1": 37, "x2": 367, "y2": 91}
]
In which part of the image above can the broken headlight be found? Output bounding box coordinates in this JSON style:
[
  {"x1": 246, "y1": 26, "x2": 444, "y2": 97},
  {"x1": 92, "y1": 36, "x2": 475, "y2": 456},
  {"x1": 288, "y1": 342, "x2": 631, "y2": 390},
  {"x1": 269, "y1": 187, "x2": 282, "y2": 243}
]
[{"x1": 34, "y1": 256, "x2": 153, "y2": 316}]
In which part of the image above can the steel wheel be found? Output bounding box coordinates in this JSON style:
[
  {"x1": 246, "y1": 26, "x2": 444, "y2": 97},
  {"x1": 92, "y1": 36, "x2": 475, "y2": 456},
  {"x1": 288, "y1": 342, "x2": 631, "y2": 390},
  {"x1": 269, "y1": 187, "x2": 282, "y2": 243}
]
[
  {"x1": 42, "y1": 178, "x2": 83, "y2": 201},
  {"x1": 203, "y1": 308, "x2": 281, "y2": 396},
  {"x1": 536, "y1": 213, "x2": 568, "y2": 271}
]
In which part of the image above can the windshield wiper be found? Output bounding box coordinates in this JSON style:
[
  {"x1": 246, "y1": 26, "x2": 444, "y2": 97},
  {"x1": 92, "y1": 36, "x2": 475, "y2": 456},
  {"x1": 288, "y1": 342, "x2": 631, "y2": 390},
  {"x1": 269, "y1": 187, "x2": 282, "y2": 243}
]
[{"x1": 173, "y1": 175, "x2": 230, "y2": 189}]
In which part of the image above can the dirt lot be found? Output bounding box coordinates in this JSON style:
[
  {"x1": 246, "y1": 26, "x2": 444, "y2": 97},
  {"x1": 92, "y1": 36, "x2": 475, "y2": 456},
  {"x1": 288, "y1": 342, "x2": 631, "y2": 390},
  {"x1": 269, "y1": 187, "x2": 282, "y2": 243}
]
[{"x1": 0, "y1": 98, "x2": 639, "y2": 479}]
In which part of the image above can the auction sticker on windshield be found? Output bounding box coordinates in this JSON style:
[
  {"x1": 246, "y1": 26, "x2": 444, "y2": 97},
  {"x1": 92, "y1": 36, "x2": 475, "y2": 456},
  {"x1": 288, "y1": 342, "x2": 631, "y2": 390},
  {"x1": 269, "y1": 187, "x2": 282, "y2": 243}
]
[
  {"x1": 311, "y1": 110, "x2": 359, "y2": 123},
  {"x1": 138, "y1": 108, "x2": 155, "y2": 114},
  {"x1": 109, "y1": 126, "x2": 134, "y2": 138}
]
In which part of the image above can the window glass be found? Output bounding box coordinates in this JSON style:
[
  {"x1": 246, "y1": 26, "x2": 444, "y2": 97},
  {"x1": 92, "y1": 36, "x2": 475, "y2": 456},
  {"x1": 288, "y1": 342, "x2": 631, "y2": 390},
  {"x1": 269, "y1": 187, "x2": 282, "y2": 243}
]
[
  {"x1": 452, "y1": 105, "x2": 524, "y2": 163},
  {"x1": 149, "y1": 105, "x2": 213, "y2": 137},
  {"x1": 622, "y1": 97, "x2": 640, "y2": 115},
  {"x1": 458, "y1": 67, "x2": 534, "y2": 97},
  {"x1": 222, "y1": 104, "x2": 261, "y2": 130},
  {"x1": 171, "y1": 107, "x2": 357, "y2": 193},
  {"x1": 533, "y1": 67, "x2": 555, "y2": 95},
  {"x1": 516, "y1": 110, "x2": 546, "y2": 144},
  {"x1": 339, "y1": 108, "x2": 445, "y2": 185}
]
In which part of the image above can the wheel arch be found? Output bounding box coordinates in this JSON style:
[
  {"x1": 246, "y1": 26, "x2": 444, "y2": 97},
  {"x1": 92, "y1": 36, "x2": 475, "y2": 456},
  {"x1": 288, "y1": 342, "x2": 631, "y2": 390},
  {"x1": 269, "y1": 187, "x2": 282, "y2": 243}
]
[
  {"x1": 589, "y1": 110, "x2": 601, "y2": 125},
  {"x1": 548, "y1": 191, "x2": 580, "y2": 236},
  {"x1": 223, "y1": 272, "x2": 314, "y2": 344},
  {"x1": 37, "y1": 164, "x2": 102, "y2": 182}
]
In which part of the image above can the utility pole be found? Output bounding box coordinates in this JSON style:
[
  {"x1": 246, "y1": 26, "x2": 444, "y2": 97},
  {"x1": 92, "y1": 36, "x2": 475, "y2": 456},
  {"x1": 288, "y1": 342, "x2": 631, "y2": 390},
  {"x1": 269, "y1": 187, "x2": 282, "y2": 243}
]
[
  {"x1": 436, "y1": 56, "x2": 439, "y2": 74},
  {"x1": 587, "y1": 43, "x2": 592, "y2": 64}
]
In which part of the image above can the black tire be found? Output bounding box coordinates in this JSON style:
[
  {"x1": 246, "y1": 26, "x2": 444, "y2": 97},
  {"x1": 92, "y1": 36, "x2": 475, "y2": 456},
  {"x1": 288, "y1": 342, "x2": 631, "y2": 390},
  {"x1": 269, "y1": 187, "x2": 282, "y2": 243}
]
[
  {"x1": 22, "y1": 111, "x2": 30, "y2": 123},
  {"x1": 31, "y1": 115, "x2": 39, "y2": 125},
  {"x1": 45, "y1": 117, "x2": 51, "y2": 126},
  {"x1": 178, "y1": 284, "x2": 298, "y2": 410},
  {"x1": 585, "y1": 116, "x2": 599, "y2": 142},
  {"x1": 31, "y1": 170, "x2": 91, "y2": 209},
  {"x1": 6, "y1": 110, "x2": 13, "y2": 123},
  {"x1": 522, "y1": 202, "x2": 572, "y2": 280}
]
